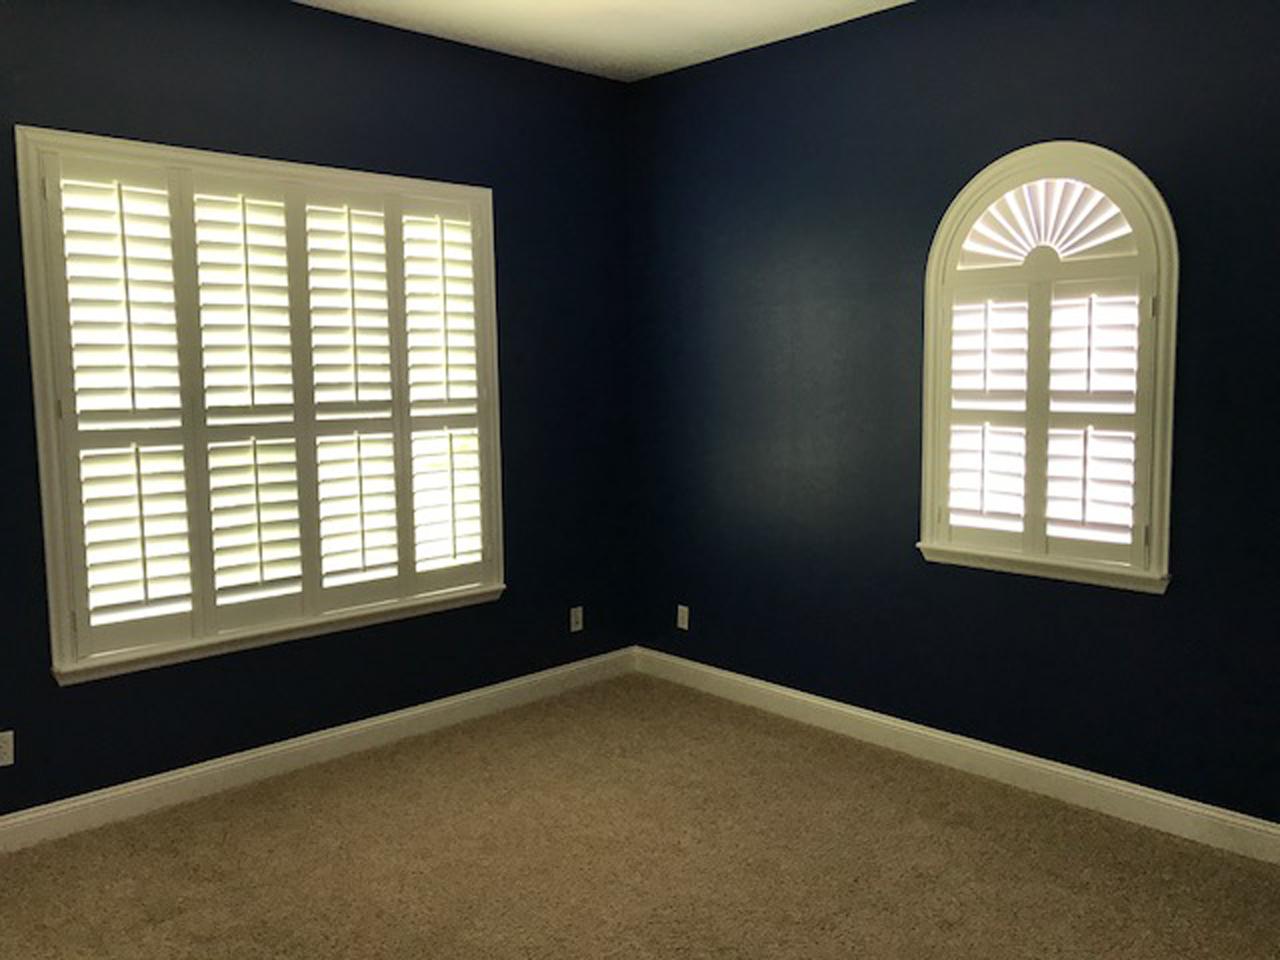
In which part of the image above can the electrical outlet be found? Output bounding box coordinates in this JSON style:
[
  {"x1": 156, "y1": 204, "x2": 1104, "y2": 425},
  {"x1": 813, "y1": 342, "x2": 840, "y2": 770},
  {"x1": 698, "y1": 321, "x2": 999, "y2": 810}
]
[
  {"x1": 569, "y1": 605, "x2": 584, "y2": 633},
  {"x1": 676, "y1": 604, "x2": 690, "y2": 631},
  {"x1": 0, "y1": 731, "x2": 13, "y2": 767}
]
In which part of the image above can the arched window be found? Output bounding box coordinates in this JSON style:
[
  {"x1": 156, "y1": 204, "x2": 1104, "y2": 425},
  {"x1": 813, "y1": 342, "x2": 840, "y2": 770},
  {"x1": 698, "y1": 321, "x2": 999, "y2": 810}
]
[{"x1": 918, "y1": 142, "x2": 1177, "y2": 592}]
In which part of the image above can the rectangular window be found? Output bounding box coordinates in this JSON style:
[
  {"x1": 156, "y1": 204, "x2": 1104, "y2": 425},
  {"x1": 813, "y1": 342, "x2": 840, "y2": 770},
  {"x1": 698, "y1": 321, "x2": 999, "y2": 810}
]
[{"x1": 17, "y1": 127, "x2": 504, "y2": 682}]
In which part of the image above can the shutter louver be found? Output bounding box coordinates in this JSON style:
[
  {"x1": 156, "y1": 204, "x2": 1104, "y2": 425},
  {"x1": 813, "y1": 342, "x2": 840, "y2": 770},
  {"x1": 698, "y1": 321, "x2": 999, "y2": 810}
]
[
  {"x1": 949, "y1": 424, "x2": 1026, "y2": 533},
  {"x1": 317, "y1": 432, "x2": 398, "y2": 587},
  {"x1": 60, "y1": 178, "x2": 181, "y2": 429},
  {"x1": 195, "y1": 194, "x2": 293, "y2": 423},
  {"x1": 951, "y1": 299, "x2": 1029, "y2": 411},
  {"x1": 403, "y1": 215, "x2": 478, "y2": 416},
  {"x1": 412, "y1": 428, "x2": 483, "y2": 572},
  {"x1": 209, "y1": 438, "x2": 302, "y2": 604},
  {"x1": 79, "y1": 444, "x2": 192, "y2": 624},
  {"x1": 1046, "y1": 427, "x2": 1136, "y2": 544},
  {"x1": 1050, "y1": 292, "x2": 1139, "y2": 414},
  {"x1": 306, "y1": 205, "x2": 391, "y2": 418}
]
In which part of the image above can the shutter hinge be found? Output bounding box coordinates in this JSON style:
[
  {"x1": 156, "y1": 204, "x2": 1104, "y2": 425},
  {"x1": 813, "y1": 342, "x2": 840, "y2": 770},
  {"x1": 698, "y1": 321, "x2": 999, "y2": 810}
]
[
  {"x1": 1143, "y1": 524, "x2": 1151, "y2": 562},
  {"x1": 55, "y1": 397, "x2": 63, "y2": 421},
  {"x1": 1150, "y1": 295, "x2": 1158, "y2": 318}
]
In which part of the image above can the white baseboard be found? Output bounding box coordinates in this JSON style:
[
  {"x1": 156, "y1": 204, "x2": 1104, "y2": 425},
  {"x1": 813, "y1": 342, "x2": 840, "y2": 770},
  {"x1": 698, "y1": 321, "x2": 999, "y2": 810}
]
[
  {"x1": 5, "y1": 643, "x2": 1277, "y2": 866},
  {"x1": 634, "y1": 647, "x2": 1280, "y2": 865},
  {"x1": 0, "y1": 648, "x2": 635, "y2": 854}
]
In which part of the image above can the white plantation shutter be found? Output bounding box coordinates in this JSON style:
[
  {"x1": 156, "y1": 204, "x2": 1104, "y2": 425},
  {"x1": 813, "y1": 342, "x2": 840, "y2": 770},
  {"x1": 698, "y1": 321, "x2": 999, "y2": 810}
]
[
  {"x1": 208, "y1": 438, "x2": 302, "y2": 604},
  {"x1": 412, "y1": 429, "x2": 483, "y2": 571},
  {"x1": 79, "y1": 444, "x2": 192, "y2": 625},
  {"x1": 195, "y1": 193, "x2": 293, "y2": 421},
  {"x1": 19, "y1": 128, "x2": 503, "y2": 679},
  {"x1": 948, "y1": 424, "x2": 1026, "y2": 533},
  {"x1": 921, "y1": 143, "x2": 1177, "y2": 592},
  {"x1": 61, "y1": 178, "x2": 182, "y2": 427},
  {"x1": 317, "y1": 432, "x2": 399, "y2": 587},
  {"x1": 306, "y1": 204, "x2": 392, "y2": 417},
  {"x1": 403, "y1": 214, "x2": 479, "y2": 414},
  {"x1": 950, "y1": 298, "x2": 1028, "y2": 411},
  {"x1": 1046, "y1": 427, "x2": 1136, "y2": 545}
]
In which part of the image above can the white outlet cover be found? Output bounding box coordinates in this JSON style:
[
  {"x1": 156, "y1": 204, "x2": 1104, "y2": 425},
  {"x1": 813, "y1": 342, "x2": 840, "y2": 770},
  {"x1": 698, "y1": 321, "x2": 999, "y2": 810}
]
[
  {"x1": 676, "y1": 605, "x2": 690, "y2": 630},
  {"x1": 569, "y1": 606, "x2": 584, "y2": 633},
  {"x1": 0, "y1": 731, "x2": 13, "y2": 767}
]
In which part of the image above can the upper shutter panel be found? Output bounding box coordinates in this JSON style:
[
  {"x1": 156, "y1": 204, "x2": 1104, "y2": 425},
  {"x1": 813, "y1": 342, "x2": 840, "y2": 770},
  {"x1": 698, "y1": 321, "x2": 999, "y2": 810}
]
[
  {"x1": 403, "y1": 215, "x2": 479, "y2": 416},
  {"x1": 79, "y1": 444, "x2": 192, "y2": 624},
  {"x1": 306, "y1": 205, "x2": 391, "y2": 418},
  {"x1": 195, "y1": 194, "x2": 293, "y2": 423},
  {"x1": 1050, "y1": 289, "x2": 1140, "y2": 414},
  {"x1": 209, "y1": 438, "x2": 303, "y2": 605},
  {"x1": 316, "y1": 432, "x2": 399, "y2": 587},
  {"x1": 951, "y1": 298, "x2": 1028, "y2": 412},
  {"x1": 60, "y1": 178, "x2": 181, "y2": 429}
]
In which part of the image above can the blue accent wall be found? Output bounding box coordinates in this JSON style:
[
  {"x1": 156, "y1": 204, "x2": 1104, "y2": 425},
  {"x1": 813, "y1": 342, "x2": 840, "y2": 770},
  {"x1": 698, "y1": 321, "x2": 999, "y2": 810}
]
[
  {"x1": 3, "y1": 0, "x2": 1278, "y2": 824},
  {"x1": 0, "y1": 0, "x2": 634, "y2": 814},
  {"x1": 627, "y1": 0, "x2": 1280, "y2": 821}
]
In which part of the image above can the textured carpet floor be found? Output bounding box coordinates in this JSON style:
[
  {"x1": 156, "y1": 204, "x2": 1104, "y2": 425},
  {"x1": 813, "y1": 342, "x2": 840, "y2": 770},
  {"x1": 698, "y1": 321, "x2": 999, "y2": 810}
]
[{"x1": 2, "y1": 674, "x2": 1278, "y2": 959}]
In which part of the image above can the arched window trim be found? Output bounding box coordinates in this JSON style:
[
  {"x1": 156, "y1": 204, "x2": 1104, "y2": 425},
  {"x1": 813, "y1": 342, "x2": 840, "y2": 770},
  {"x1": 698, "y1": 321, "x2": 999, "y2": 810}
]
[{"x1": 919, "y1": 141, "x2": 1178, "y2": 593}]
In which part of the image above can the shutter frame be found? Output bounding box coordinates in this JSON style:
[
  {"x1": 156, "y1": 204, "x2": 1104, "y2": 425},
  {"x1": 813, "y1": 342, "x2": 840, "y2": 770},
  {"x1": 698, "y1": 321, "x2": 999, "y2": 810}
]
[
  {"x1": 16, "y1": 126, "x2": 506, "y2": 683},
  {"x1": 919, "y1": 141, "x2": 1178, "y2": 593}
]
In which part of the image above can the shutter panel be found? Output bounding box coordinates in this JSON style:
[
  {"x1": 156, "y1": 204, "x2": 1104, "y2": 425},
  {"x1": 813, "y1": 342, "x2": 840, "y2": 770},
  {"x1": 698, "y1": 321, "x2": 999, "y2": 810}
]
[
  {"x1": 1050, "y1": 291, "x2": 1140, "y2": 414},
  {"x1": 60, "y1": 178, "x2": 181, "y2": 429},
  {"x1": 1046, "y1": 427, "x2": 1136, "y2": 544},
  {"x1": 959, "y1": 178, "x2": 1137, "y2": 270},
  {"x1": 317, "y1": 432, "x2": 398, "y2": 587},
  {"x1": 79, "y1": 444, "x2": 192, "y2": 624},
  {"x1": 403, "y1": 214, "x2": 479, "y2": 416},
  {"x1": 948, "y1": 424, "x2": 1026, "y2": 533},
  {"x1": 306, "y1": 205, "x2": 391, "y2": 417},
  {"x1": 412, "y1": 428, "x2": 483, "y2": 572},
  {"x1": 951, "y1": 298, "x2": 1028, "y2": 411},
  {"x1": 195, "y1": 193, "x2": 293, "y2": 422},
  {"x1": 209, "y1": 438, "x2": 302, "y2": 604}
]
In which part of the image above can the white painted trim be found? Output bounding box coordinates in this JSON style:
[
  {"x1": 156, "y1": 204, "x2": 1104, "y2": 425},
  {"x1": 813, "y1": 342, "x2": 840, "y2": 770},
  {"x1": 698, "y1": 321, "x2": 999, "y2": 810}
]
[
  {"x1": 634, "y1": 648, "x2": 1280, "y2": 864},
  {"x1": 55, "y1": 582, "x2": 507, "y2": 686},
  {"x1": 917, "y1": 542, "x2": 1169, "y2": 594},
  {"x1": 6, "y1": 644, "x2": 1277, "y2": 867},
  {"x1": 0, "y1": 647, "x2": 633, "y2": 853}
]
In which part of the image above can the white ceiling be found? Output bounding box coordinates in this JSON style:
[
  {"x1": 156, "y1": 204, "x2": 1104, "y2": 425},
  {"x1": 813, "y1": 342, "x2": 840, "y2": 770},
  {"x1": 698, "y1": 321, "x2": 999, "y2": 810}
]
[{"x1": 296, "y1": 0, "x2": 913, "y2": 82}]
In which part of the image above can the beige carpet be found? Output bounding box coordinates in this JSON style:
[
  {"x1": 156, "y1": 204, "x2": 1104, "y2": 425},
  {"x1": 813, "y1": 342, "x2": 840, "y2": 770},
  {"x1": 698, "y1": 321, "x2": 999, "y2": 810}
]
[{"x1": 2, "y1": 675, "x2": 1278, "y2": 959}]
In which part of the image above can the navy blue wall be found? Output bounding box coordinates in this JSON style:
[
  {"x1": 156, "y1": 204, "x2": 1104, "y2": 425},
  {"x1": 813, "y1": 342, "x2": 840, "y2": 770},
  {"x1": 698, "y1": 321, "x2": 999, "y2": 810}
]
[
  {"x1": 0, "y1": 0, "x2": 634, "y2": 814},
  {"x1": 628, "y1": 0, "x2": 1280, "y2": 821},
  {"x1": 4, "y1": 0, "x2": 1277, "y2": 824}
]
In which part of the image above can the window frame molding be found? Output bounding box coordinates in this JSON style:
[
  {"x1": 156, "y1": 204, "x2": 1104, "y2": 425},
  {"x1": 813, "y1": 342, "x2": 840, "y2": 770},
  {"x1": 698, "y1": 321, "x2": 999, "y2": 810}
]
[
  {"x1": 918, "y1": 141, "x2": 1178, "y2": 593},
  {"x1": 16, "y1": 125, "x2": 505, "y2": 684}
]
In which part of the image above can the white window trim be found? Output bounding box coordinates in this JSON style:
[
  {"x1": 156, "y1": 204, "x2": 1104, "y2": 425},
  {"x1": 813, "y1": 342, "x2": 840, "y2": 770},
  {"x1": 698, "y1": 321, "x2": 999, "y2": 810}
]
[
  {"x1": 918, "y1": 141, "x2": 1178, "y2": 593},
  {"x1": 16, "y1": 126, "x2": 505, "y2": 683}
]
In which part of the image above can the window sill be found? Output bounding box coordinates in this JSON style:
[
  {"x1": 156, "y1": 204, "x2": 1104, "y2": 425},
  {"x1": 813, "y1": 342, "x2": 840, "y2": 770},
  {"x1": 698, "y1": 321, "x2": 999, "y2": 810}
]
[
  {"x1": 917, "y1": 542, "x2": 1169, "y2": 594},
  {"x1": 53, "y1": 582, "x2": 506, "y2": 686}
]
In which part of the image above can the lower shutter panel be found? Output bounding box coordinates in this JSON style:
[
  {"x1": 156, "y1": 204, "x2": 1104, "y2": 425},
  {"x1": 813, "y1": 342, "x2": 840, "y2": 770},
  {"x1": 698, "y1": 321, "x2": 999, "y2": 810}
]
[
  {"x1": 317, "y1": 432, "x2": 398, "y2": 587},
  {"x1": 79, "y1": 444, "x2": 192, "y2": 624},
  {"x1": 411, "y1": 428, "x2": 483, "y2": 572},
  {"x1": 949, "y1": 424, "x2": 1026, "y2": 533},
  {"x1": 1046, "y1": 427, "x2": 1135, "y2": 544},
  {"x1": 209, "y1": 438, "x2": 302, "y2": 604}
]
